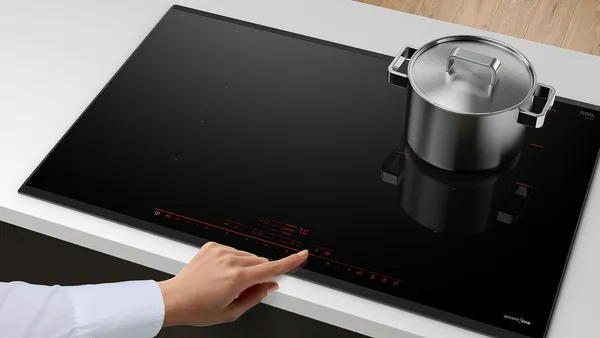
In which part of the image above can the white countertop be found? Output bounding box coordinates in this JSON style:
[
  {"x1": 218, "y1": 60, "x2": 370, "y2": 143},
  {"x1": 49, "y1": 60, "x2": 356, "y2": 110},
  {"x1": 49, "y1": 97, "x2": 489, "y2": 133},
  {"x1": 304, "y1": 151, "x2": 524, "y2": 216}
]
[{"x1": 1, "y1": 0, "x2": 599, "y2": 337}]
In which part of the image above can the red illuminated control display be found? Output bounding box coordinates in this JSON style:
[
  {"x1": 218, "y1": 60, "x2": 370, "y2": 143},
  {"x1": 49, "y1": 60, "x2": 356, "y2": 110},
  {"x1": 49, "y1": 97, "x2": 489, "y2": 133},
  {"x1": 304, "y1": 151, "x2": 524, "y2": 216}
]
[{"x1": 153, "y1": 208, "x2": 402, "y2": 287}]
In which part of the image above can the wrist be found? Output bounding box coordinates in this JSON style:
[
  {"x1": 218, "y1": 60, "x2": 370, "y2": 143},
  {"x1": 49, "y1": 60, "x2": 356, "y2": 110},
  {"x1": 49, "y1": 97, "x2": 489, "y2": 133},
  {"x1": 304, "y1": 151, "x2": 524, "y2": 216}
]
[{"x1": 158, "y1": 279, "x2": 176, "y2": 327}]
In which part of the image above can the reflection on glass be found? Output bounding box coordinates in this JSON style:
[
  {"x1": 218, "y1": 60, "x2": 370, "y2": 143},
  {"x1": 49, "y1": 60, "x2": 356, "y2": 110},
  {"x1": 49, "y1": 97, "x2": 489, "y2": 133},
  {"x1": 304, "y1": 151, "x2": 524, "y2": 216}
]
[{"x1": 381, "y1": 145, "x2": 530, "y2": 236}]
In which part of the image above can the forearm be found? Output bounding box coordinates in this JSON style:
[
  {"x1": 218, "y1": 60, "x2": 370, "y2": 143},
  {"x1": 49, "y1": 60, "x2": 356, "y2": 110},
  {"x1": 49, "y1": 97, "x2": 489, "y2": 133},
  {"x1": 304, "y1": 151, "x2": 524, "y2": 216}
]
[{"x1": 0, "y1": 280, "x2": 165, "y2": 338}]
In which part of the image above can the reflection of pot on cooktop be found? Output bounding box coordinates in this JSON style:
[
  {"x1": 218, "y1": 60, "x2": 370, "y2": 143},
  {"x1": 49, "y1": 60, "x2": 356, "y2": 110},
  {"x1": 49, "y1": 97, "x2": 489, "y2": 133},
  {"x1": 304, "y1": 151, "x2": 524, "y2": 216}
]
[{"x1": 381, "y1": 145, "x2": 531, "y2": 235}]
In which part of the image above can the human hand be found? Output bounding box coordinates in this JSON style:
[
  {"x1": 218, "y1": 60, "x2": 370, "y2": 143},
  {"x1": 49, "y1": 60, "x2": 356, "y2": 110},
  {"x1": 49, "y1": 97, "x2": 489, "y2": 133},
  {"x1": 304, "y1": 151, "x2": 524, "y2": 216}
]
[{"x1": 158, "y1": 242, "x2": 308, "y2": 327}]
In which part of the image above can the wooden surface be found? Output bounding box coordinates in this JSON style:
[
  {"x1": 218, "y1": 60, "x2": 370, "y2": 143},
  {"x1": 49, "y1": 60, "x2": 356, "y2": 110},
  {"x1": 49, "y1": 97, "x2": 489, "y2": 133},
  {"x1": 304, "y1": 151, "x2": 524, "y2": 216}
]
[{"x1": 357, "y1": 0, "x2": 600, "y2": 56}]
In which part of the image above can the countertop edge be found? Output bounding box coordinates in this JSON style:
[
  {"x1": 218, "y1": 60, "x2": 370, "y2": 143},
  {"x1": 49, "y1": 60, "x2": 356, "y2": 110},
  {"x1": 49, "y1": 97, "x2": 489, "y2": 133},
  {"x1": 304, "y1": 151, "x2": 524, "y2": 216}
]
[{"x1": 0, "y1": 205, "x2": 424, "y2": 338}]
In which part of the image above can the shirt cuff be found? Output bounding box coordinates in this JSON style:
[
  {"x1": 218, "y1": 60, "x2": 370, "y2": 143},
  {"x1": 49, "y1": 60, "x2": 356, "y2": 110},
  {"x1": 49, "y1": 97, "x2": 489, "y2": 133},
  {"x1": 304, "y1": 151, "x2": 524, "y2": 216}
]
[{"x1": 66, "y1": 280, "x2": 165, "y2": 338}]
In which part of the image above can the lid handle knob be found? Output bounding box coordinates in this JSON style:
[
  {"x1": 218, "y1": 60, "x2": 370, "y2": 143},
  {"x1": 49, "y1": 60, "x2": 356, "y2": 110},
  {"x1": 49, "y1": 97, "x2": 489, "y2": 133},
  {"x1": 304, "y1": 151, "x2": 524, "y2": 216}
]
[{"x1": 445, "y1": 47, "x2": 501, "y2": 85}]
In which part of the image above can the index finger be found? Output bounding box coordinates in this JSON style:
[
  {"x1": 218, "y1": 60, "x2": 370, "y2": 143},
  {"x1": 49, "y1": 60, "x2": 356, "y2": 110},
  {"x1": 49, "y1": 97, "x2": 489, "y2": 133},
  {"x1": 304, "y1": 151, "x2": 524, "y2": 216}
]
[{"x1": 243, "y1": 249, "x2": 309, "y2": 283}]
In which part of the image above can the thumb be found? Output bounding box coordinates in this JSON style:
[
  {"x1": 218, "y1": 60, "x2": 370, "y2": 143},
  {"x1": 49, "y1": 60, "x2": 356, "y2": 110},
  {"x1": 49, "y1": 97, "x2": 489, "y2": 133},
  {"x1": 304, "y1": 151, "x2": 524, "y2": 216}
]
[{"x1": 226, "y1": 282, "x2": 278, "y2": 320}]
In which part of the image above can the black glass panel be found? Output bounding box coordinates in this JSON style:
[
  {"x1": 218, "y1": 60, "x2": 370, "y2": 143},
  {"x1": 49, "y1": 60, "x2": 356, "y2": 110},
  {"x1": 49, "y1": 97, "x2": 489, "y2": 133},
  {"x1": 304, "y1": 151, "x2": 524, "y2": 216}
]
[{"x1": 20, "y1": 6, "x2": 600, "y2": 338}]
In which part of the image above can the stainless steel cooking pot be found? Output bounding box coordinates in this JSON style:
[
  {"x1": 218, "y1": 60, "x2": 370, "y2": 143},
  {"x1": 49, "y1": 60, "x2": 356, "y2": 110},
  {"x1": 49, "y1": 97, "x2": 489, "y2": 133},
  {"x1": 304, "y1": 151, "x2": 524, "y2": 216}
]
[{"x1": 388, "y1": 36, "x2": 556, "y2": 172}]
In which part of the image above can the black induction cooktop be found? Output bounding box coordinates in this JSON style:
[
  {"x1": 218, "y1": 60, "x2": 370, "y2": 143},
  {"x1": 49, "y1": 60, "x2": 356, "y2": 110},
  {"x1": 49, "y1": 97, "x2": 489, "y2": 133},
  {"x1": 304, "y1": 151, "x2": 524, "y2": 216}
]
[{"x1": 20, "y1": 5, "x2": 600, "y2": 338}]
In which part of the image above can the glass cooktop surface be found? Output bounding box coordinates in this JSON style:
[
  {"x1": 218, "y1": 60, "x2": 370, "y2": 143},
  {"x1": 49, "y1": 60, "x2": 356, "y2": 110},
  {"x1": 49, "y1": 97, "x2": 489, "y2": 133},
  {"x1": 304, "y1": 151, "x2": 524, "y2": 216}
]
[{"x1": 20, "y1": 5, "x2": 600, "y2": 338}]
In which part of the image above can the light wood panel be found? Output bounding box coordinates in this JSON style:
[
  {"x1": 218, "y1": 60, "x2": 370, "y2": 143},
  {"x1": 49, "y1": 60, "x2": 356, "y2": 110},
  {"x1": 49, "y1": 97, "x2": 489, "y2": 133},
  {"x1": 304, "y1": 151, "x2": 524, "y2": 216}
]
[
  {"x1": 452, "y1": 0, "x2": 502, "y2": 30},
  {"x1": 489, "y1": 0, "x2": 541, "y2": 38},
  {"x1": 381, "y1": 0, "x2": 425, "y2": 13},
  {"x1": 358, "y1": 0, "x2": 386, "y2": 6},
  {"x1": 356, "y1": 0, "x2": 600, "y2": 56},
  {"x1": 417, "y1": 0, "x2": 464, "y2": 21},
  {"x1": 562, "y1": 0, "x2": 600, "y2": 55},
  {"x1": 525, "y1": 0, "x2": 579, "y2": 47}
]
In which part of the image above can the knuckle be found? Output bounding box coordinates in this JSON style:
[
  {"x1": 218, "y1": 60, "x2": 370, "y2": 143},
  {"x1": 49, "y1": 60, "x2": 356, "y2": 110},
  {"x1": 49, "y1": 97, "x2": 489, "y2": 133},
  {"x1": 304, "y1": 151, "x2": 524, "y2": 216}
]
[
  {"x1": 218, "y1": 254, "x2": 234, "y2": 266},
  {"x1": 224, "y1": 269, "x2": 243, "y2": 284},
  {"x1": 232, "y1": 269, "x2": 245, "y2": 281},
  {"x1": 204, "y1": 242, "x2": 217, "y2": 250},
  {"x1": 225, "y1": 255, "x2": 238, "y2": 266},
  {"x1": 215, "y1": 247, "x2": 228, "y2": 256}
]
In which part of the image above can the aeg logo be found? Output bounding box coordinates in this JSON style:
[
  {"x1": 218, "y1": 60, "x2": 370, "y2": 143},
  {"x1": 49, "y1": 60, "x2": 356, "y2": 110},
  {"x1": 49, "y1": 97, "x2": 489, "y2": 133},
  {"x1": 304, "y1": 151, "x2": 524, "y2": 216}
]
[{"x1": 580, "y1": 110, "x2": 595, "y2": 121}]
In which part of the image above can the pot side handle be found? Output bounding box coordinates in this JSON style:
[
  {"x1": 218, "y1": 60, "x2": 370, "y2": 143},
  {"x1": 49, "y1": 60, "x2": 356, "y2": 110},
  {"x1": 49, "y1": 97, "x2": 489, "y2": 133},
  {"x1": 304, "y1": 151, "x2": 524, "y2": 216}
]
[
  {"x1": 387, "y1": 45, "x2": 418, "y2": 88},
  {"x1": 517, "y1": 83, "x2": 556, "y2": 128},
  {"x1": 381, "y1": 146, "x2": 406, "y2": 186}
]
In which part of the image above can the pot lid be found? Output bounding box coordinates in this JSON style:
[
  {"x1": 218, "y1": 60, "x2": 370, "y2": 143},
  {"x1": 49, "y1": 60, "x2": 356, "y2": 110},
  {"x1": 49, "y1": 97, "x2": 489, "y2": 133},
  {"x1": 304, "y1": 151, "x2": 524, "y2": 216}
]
[{"x1": 408, "y1": 36, "x2": 537, "y2": 114}]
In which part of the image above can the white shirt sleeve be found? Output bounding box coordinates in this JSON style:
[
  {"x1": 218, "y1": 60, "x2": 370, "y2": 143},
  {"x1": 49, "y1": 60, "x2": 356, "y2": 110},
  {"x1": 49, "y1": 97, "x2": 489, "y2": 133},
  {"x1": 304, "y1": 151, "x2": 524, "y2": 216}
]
[{"x1": 0, "y1": 280, "x2": 165, "y2": 338}]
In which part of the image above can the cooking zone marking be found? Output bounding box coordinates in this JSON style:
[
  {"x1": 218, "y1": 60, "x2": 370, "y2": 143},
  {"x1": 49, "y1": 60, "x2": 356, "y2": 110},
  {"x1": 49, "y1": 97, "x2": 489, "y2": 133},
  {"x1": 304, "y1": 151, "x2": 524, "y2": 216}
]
[{"x1": 154, "y1": 208, "x2": 402, "y2": 285}]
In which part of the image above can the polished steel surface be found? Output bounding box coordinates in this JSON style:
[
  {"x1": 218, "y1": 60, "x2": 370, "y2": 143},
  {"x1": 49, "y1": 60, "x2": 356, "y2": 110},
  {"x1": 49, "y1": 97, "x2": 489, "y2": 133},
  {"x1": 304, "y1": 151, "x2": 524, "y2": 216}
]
[
  {"x1": 388, "y1": 45, "x2": 417, "y2": 88},
  {"x1": 406, "y1": 88, "x2": 530, "y2": 171},
  {"x1": 388, "y1": 36, "x2": 555, "y2": 171},
  {"x1": 445, "y1": 47, "x2": 501, "y2": 85},
  {"x1": 518, "y1": 83, "x2": 557, "y2": 128},
  {"x1": 390, "y1": 45, "x2": 417, "y2": 73},
  {"x1": 409, "y1": 36, "x2": 536, "y2": 114}
]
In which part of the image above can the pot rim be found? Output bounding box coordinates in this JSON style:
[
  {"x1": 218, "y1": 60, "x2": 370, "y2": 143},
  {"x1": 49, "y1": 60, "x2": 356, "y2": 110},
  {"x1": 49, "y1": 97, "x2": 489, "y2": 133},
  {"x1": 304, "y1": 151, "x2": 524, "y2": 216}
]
[{"x1": 407, "y1": 35, "x2": 539, "y2": 116}]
